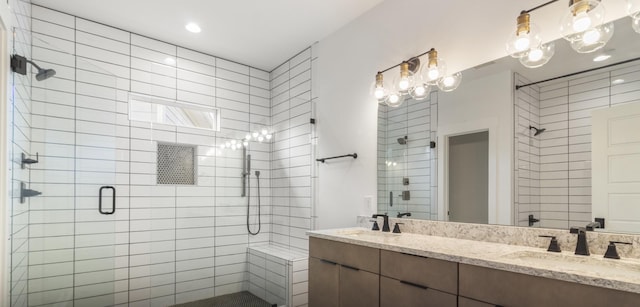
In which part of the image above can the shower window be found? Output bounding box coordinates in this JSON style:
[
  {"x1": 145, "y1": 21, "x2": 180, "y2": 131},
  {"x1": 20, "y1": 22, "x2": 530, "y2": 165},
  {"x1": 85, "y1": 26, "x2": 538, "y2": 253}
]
[{"x1": 128, "y1": 93, "x2": 220, "y2": 131}]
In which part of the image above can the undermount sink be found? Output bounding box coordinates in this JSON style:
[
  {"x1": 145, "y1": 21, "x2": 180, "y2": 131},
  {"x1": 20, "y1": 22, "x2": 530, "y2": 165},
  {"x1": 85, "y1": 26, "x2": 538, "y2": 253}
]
[
  {"x1": 501, "y1": 250, "x2": 640, "y2": 279},
  {"x1": 335, "y1": 229, "x2": 401, "y2": 239}
]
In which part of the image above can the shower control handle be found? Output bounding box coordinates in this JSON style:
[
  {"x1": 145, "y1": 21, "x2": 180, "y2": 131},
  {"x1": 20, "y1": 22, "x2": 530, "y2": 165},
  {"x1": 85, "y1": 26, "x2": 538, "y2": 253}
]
[{"x1": 99, "y1": 186, "x2": 116, "y2": 215}]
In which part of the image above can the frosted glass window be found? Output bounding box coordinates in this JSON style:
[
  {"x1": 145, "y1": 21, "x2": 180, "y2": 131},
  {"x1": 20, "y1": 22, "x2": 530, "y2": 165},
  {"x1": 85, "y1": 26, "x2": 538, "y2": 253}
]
[{"x1": 128, "y1": 93, "x2": 219, "y2": 131}]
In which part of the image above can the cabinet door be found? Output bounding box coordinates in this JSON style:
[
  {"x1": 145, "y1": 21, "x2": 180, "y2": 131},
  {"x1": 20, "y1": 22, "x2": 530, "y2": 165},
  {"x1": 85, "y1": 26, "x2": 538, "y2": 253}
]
[
  {"x1": 339, "y1": 265, "x2": 379, "y2": 307},
  {"x1": 380, "y1": 276, "x2": 457, "y2": 307},
  {"x1": 380, "y1": 250, "x2": 458, "y2": 294},
  {"x1": 309, "y1": 257, "x2": 339, "y2": 307}
]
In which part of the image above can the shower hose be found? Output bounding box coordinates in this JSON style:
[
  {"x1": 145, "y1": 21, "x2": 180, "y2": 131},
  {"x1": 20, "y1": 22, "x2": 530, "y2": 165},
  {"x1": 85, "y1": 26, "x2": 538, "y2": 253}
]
[{"x1": 247, "y1": 170, "x2": 261, "y2": 235}]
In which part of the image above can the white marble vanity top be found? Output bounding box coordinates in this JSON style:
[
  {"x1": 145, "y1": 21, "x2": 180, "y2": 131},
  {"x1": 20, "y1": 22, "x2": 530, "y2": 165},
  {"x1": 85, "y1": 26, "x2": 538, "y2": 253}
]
[{"x1": 307, "y1": 227, "x2": 640, "y2": 294}]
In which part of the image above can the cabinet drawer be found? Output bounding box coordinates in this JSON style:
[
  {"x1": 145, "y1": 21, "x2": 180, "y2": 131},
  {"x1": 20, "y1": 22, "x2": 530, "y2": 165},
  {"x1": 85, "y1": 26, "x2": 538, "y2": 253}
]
[
  {"x1": 460, "y1": 263, "x2": 640, "y2": 307},
  {"x1": 309, "y1": 257, "x2": 339, "y2": 307},
  {"x1": 380, "y1": 250, "x2": 457, "y2": 294},
  {"x1": 310, "y1": 237, "x2": 379, "y2": 273},
  {"x1": 380, "y1": 276, "x2": 456, "y2": 307}
]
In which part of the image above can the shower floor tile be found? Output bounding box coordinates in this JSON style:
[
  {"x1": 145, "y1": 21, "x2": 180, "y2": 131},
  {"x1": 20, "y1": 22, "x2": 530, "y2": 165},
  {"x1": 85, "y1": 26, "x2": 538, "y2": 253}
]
[{"x1": 172, "y1": 291, "x2": 275, "y2": 307}]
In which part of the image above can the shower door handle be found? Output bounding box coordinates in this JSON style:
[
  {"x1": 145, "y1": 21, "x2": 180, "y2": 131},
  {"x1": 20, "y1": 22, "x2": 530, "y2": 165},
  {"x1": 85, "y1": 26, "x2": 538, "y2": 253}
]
[{"x1": 99, "y1": 186, "x2": 116, "y2": 215}]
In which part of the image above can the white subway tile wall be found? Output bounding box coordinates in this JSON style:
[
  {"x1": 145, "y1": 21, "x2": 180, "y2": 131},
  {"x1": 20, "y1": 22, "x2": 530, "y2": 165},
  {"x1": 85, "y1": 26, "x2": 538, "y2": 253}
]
[
  {"x1": 514, "y1": 74, "x2": 541, "y2": 227},
  {"x1": 18, "y1": 4, "x2": 317, "y2": 306},
  {"x1": 269, "y1": 48, "x2": 314, "y2": 251},
  {"x1": 377, "y1": 93, "x2": 439, "y2": 220},
  {"x1": 9, "y1": 2, "x2": 33, "y2": 307},
  {"x1": 515, "y1": 61, "x2": 640, "y2": 229}
]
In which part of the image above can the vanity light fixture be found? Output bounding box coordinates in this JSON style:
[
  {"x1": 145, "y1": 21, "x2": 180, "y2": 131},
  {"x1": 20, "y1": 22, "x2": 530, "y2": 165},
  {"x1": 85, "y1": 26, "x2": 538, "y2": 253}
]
[
  {"x1": 372, "y1": 48, "x2": 462, "y2": 107},
  {"x1": 560, "y1": 0, "x2": 614, "y2": 53},
  {"x1": 506, "y1": 7, "x2": 554, "y2": 68},
  {"x1": 185, "y1": 22, "x2": 202, "y2": 33}
]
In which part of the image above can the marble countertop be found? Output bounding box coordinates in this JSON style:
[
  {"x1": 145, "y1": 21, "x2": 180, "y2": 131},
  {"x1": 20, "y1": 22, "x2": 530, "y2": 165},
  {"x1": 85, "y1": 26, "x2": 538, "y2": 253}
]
[{"x1": 307, "y1": 227, "x2": 640, "y2": 294}]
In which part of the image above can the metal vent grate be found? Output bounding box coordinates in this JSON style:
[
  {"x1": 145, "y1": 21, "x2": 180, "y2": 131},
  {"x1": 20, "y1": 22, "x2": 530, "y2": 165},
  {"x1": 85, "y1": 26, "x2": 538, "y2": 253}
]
[{"x1": 157, "y1": 143, "x2": 196, "y2": 185}]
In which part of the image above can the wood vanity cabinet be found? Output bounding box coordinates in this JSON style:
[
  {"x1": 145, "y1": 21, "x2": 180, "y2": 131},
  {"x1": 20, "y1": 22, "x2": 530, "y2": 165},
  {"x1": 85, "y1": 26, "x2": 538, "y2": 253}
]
[
  {"x1": 309, "y1": 237, "x2": 380, "y2": 307},
  {"x1": 459, "y1": 263, "x2": 640, "y2": 307},
  {"x1": 379, "y1": 250, "x2": 458, "y2": 307}
]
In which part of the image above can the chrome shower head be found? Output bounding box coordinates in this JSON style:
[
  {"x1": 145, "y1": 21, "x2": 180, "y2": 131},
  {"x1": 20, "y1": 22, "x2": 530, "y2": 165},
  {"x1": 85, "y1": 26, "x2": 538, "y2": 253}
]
[
  {"x1": 397, "y1": 136, "x2": 408, "y2": 145},
  {"x1": 529, "y1": 126, "x2": 546, "y2": 136}
]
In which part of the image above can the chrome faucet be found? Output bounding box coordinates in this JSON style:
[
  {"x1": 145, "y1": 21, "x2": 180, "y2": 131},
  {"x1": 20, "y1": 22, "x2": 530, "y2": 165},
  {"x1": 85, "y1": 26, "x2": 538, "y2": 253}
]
[{"x1": 372, "y1": 213, "x2": 390, "y2": 232}]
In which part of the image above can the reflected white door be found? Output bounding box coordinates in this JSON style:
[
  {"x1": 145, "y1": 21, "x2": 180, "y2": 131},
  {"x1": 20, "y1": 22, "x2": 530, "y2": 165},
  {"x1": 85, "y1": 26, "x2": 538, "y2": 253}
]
[{"x1": 592, "y1": 102, "x2": 640, "y2": 233}]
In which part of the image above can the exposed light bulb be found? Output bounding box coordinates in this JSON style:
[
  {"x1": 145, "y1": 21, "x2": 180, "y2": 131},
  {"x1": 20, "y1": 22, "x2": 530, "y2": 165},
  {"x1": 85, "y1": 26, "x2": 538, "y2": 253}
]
[
  {"x1": 261, "y1": 129, "x2": 268, "y2": 135},
  {"x1": 427, "y1": 68, "x2": 440, "y2": 80},
  {"x1": 398, "y1": 78, "x2": 410, "y2": 91},
  {"x1": 245, "y1": 133, "x2": 252, "y2": 140},
  {"x1": 374, "y1": 86, "x2": 385, "y2": 99},
  {"x1": 231, "y1": 144, "x2": 237, "y2": 151},
  {"x1": 230, "y1": 140, "x2": 237, "y2": 145},
  {"x1": 443, "y1": 76, "x2": 456, "y2": 87},
  {"x1": 220, "y1": 144, "x2": 226, "y2": 149},
  {"x1": 258, "y1": 136, "x2": 264, "y2": 142},
  {"x1": 514, "y1": 36, "x2": 531, "y2": 51},
  {"x1": 252, "y1": 131, "x2": 259, "y2": 138},
  {"x1": 266, "y1": 134, "x2": 272, "y2": 140},
  {"x1": 243, "y1": 141, "x2": 249, "y2": 147},
  {"x1": 225, "y1": 142, "x2": 231, "y2": 147},
  {"x1": 582, "y1": 28, "x2": 601, "y2": 45},
  {"x1": 388, "y1": 93, "x2": 400, "y2": 104},
  {"x1": 414, "y1": 85, "x2": 426, "y2": 96},
  {"x1": 573, "y1": 12, "x2": 592, "y2": 32},
  {"x1": 393, "y1": 162, "x2": 397, "y2": 166},
  {"x1": 527, "y1": 48, "x2": 544, "y2": 62}
]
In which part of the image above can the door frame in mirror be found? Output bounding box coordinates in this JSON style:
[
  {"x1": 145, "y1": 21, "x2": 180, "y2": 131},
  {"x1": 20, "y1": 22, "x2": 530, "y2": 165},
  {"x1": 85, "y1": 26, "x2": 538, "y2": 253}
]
[{"x1": 438, "y1": 118, "x2": 505, "y2": 224}]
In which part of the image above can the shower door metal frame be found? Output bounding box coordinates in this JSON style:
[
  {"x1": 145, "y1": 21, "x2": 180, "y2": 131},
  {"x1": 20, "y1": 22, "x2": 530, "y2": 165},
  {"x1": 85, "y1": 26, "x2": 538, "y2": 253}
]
[{"x1": 0, "y1": 16, "x2": 11, "y2": 307}]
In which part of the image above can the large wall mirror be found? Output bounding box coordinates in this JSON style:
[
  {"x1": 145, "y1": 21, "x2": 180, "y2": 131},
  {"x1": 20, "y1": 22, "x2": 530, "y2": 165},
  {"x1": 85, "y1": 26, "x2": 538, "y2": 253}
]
[{"x1": 377, "y1": 16, "x2": 640, "y2": 234}]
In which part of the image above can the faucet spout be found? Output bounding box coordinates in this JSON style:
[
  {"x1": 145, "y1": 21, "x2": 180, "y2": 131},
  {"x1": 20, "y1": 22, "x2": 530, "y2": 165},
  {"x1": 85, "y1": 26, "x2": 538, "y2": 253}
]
[
  {"x1": 372, "y1": 213, "x2": 390, "y2": 232},
  {"x1": 570, "y1": 227, "x2": 590, "y2": 256}
]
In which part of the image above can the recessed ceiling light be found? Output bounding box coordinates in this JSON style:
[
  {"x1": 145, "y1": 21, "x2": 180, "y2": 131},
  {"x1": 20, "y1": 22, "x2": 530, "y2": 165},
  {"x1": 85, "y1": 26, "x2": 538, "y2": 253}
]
[
  {"x1": 593, "y1": 54, "x2": 611, "y2": 62},
  {"x1": 612, "y1": 79, "x2": 625, "y2": 85},
  {"x1": 185, "y1": 22, "x2": 201, "y2": 33}
]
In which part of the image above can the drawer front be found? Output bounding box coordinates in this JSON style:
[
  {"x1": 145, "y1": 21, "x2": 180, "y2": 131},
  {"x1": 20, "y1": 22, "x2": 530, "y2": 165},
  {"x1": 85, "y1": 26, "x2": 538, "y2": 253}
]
[
  {"x1": 309, "y1": 257, "x2": 339, "y2": 307},
  {"x1": 310, "y1": 237, "x2": 380, "y2": 273},
  {"x1": 460, "y1": 263, "x2": 640, "y2": 307},
  {"x1": 339, "y1": 266, "x2": 379, "y2": 307},
  {"x1": 458, "y1": 296, "x2": 498, "y2": 307},
  {"x1": 380, "y1": 250, "x2": 458, "y2": 294},
  {"x1": 380, "y1": 276, "x2": 456, "y2": 307}
]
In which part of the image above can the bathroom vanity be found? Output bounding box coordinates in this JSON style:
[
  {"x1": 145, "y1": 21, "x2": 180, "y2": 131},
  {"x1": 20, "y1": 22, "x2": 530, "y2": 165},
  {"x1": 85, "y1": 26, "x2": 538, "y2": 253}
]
[{"x1": 307, "y1": 226, "x2": 640, "y2": 307}]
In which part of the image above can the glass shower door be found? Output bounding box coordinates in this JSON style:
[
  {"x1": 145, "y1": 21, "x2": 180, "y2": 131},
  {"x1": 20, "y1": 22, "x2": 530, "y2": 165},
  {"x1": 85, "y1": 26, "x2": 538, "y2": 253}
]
[{"x1": 15, "y1": 33, "x2": 124, "y2": 306}]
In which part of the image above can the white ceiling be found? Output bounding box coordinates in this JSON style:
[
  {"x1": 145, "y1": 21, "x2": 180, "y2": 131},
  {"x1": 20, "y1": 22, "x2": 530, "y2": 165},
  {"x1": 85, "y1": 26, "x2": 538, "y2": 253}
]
[{"x1": 31, "y1": 0, "x2": 385, "y2": 71}]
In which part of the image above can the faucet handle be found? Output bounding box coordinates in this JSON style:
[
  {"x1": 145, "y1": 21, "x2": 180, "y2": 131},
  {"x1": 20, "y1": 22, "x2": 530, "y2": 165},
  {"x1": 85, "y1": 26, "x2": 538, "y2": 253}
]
[
  {"x1": 604, "y1": 241, "x2": 633, "y2": 259},
  {"x1": 370, "y1": 219, "x2": 380, "y2": 231},
  {"x1": 393, "y1": 223, "x2": 404, "y2": 234},
  {"x1": 569, "y1": 227, "x2": 585, "y2": 234},
  {"x1": 539, "y1": 235, "x2": 561, "y2": 252}
]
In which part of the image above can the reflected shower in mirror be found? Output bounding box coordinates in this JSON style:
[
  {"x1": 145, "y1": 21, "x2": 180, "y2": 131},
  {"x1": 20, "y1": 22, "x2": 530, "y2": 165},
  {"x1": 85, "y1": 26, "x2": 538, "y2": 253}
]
[{"x1": 377, "y1": 92, "x2": 439, "y2": 220}]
